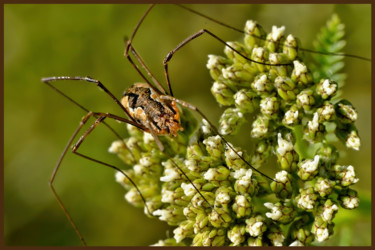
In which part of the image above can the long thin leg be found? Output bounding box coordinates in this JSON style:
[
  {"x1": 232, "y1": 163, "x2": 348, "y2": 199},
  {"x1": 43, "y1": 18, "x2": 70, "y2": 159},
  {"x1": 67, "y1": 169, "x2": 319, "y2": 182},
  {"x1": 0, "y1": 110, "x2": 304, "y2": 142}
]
[
  {"x1": 162, "y1": 29, "x2": 294, "y2": 68},
  {"x1": 142, "y1": 114, "x2": 226, "y2": 222},
  {"x1": 123, "y1": 4, "x2": 169, "y2": 95},
  {"x1": 41, "y1": 76, "x2": 137, "y2": 124},
  {"x1": 128, "y1": 45, "x2": 168, "y2": 95},
  {"x1": 123, "y1": 4, "x2": 160, "y2": 89},
  {"x1": 44, "y1": 80, "x2": 131, "y2": 145},
  {"x1": 124, "y1": 43, "x2": 163, "y2": 93},
  {"x1": 73, "y1": 113, "x2": 221, "y2": 222},
  {"x1": 44, "y1": 77, "x2": 142, "y2": 179},
  {"x1": 176, "y1": 4, "x2": 371, "y2": 62},
  {"x1": 159, "y1": 95, "x2": 276, "y2": 183},
  {"x1": 50, "y1": 111, "x2": 150, "y2": 246},
  {"x1": 161, "y1": 29, "x2": 293, "y2": 100}
]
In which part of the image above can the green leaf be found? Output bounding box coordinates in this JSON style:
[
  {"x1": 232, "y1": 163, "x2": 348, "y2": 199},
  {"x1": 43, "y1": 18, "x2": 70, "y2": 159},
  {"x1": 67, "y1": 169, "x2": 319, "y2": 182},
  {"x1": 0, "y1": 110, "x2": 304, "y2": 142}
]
[{"x1": 310, "y1": 14, "x2": 347, "y2": 86}]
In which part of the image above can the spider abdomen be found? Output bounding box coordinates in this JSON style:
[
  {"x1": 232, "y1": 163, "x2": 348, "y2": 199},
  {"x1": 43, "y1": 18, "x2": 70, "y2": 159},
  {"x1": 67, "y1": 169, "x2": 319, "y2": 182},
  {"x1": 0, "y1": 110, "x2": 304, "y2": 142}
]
[{"x1": 121, "y1": 83, "x2": 183, "y2": 136}]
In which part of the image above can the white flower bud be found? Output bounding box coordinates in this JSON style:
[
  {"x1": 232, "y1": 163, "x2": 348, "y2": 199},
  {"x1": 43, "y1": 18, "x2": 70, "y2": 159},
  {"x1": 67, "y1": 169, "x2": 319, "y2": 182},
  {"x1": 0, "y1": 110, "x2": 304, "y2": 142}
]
[
  {"x1": 277, "y1": 133, "x2": 294, "y2": 156},
  {"x1": 270, "y1": 25, "x2": 285, "y2": 41}
]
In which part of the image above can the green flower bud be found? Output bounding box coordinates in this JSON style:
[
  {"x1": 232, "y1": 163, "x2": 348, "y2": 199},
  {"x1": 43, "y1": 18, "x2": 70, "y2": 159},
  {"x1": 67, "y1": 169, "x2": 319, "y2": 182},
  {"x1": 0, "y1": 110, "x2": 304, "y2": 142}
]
[
  {"x1": 234, "y1": 89, "x2": 259, "y2": 113},
  {"x1": 115, "y1": 169, "x2": 137, "y2": 190},
  {"x1": 232, "y1": 168, "x2": 259, "y2": 196},
  {"x1": 274, "y1": 76, "x2": 297, "y2": 102},
  {"x1": 260, "y1": 96, "x2": 280, "y2": 119},
  {"x1": 282, "y1": 105, "x2": 299, "y2": 125},
  {"x1": 345, "y1": 129, "x2": 361, "y2": 151},
  {"x1": 203, "y1": 166, "x2": 230, "y2": 185},
  {"x1": 244, "y1": 20, "x2": 267, "y2": 49},
  {"x1": 232, "y1": 194, "x2": 253, "y2": 218},
  {"x1": 193, "y1": 212, "x2": 210, "y2": 233},
  {"x1": 251, "y1": 115, "x2": 270, "y2": 138},
  {"x1": 314, "y1": 177, "x2": 335, "y2": 197},
  {"x1": 109, "y1": 140, "x2": 137, "y2": 165},
  {"x1": 183, "y1": 203, "x2": 202, "y2": 220},
  {"x1": 160, "y1": 160, "x2": 184, "y2": 182},
  {"x1": 264, "y1": 201, "x2": 296, "y2": 224},
  {"x1": 184, "y1": 158, "x2": 209, "y2": 173},
  {"x1": 336, "y1": 100, "x2": 358, "y2": 124},
  {"x1": 271, "y1": 170, "x2": 293, "y2": 199},
  {"x1": 200, "y1": 228, "x2": 227, "y2": 246},
  {"x1": 265, "y1": 25, "x2": 285, "y2": 52},
  {"x1": 339, "y1": 188, "x2": 359, "y2": 209},
  {"x1": 142, "y1": 132, "x2": 159, "y2": 152},
  {"x1": 224, "y1": 41, "x2": 250, "y2": 64},
  {"x1": 135, "y1": 154, "x2": 162, "y2": 177},
  {"x1": 245, "y1": 214, "x2": 267, "y2": 237},
  {"x1": 222, "y1": 64, "x2": 255, "y2": 86},
  {"x1": 266, "y1": 223, "x2": 285, "y2": 246},
  {"x1": 251, "y1": 73, "x2": 274, "y2": 96},
  {"x1": 269, "y1": 53, "x2": 290, "y2": 77},
  {"x1": 305, "y1": 112, "x2": 325, "y2": 142},
  {"x1": 251, "y1": 47, "x2": 268, "y2": 72},
  {"x1": 206, "y1": 54, "x2": 230, "y2": 81},
  {"x1": 332, "y1": 164, "x2": 359, "y2": 186},
  {"x1": 153, "y1": 205, "x2": 185, "y2": 226},
  {"x1": 289, "y1": 215, "x2": 314, "y2": 245},
  {"x1": 228, "y1": 224, "x2": 246, "y2": 246},
  {"x1": 219, "y1": 108, "x2": 246, "y2": 135},
  {"x1": 291, "y1": 60, "x2": 313, "y2": 86},
  {"x1": 318, "y1": 199, "x2": 339, "y2": 222},
  {"x1": 161, "y1": 187, "x2": 190, "y2": 207},
  {"x1": 210, "y1": 81, "x2": 235, "y2": 106},
  {"x1": 247, "y1": 236, "x2": 266, "y2": 246},
  {"x1": 124, "y1": 137, "x2": 143, "y2": 162},
  {"x1": 297, "y1": 155, "x2": 320, "y2": 180},
  {"x1": 276, "y1": 133, "x2": 298, "y2": 172},
  {"x1": 209, "y1": 206, "x2": 232, "y2": 228},
  {"x1": 144, "y1": 196, "x2": 163, "y2": 217},
  {"x1": 191, "y1": 191, "x2": 216, "y2": 210},
  {"x1": 296, "y1": 187, "x2": 318, "y2": 211},
  {"x1": 203, "y1": 135, "x2": 225, "y2": 160},
  {"x1": 225, "y1": 144, "x2": 250, "y2": 170},
  {"x1": 296, "y1": 89, "x2": 315, "y2": 111},
  {"x1": 316, "y1": 79, "x2": 337, "y2": 99},
  {"x1": 311, "y1": 215, "x2": 333, "y2": 242},
  {"x1": 317, "y1": 102, "x2": 336, "y2": 121},
  {"x1": 186, "y1": 138, "x2": 206, "y2": 158},
  {"x1": 283, "y1": 34, "x2": 299, "y2": 60},
  {"x1": 215, "y1": 186, "x2": 235, "y2": 205},
  {"x1": 173, "y1": 220, "x2": 195, "y2": 243}
]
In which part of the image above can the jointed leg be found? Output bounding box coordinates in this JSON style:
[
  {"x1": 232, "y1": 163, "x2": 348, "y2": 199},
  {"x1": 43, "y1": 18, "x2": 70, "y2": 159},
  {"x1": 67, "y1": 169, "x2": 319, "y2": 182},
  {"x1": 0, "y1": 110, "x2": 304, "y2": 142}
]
[
  {"x1": 142, "y1": 116, "x2": 227, "y2": 222},
  {"x1": 159, "y1": 95, "x2": 276, "y2": 182},
  {"x1": 124, "y1": 37, "x2": 168, "y2": 95},
  {"x1": 42, "y1": 76, "x2": 136, "y2": 124},
  {"x1": 161, "y1": 29, "x2": 293, "y2": 97},
  {"x1": 49, "y1": 111, "x2": 151, "y2": 246},
  {"x1": 123, "y1": 5, "x2": 169, "y2": 95}
]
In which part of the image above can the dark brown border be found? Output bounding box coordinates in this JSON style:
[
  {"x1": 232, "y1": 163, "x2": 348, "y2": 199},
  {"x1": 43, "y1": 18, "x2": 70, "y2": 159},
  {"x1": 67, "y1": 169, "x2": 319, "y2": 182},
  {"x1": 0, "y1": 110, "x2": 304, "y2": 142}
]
[
  {"x1": 1, "y1": 0, "x2": 373, "y2": 249},
  {"x1": 1, "y1": 0, "x2": 374, "y2": 3},
  {"x1": 371, "y1": 3, "x2": 374, "y2": 248}
]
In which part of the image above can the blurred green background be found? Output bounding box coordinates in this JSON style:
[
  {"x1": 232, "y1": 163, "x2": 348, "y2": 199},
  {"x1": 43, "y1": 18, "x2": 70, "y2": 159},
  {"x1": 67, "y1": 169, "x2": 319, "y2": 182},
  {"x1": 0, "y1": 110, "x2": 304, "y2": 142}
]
[{"x1": 4, "y1": 4, "x2": 371, "y2": 246}]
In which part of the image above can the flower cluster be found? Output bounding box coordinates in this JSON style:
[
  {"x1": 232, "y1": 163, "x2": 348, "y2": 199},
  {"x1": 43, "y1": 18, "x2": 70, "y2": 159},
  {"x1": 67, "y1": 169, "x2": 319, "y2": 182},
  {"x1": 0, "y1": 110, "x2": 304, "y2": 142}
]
[{"x1": 111, "y1": 15, "x2": 360, "y2": 246}]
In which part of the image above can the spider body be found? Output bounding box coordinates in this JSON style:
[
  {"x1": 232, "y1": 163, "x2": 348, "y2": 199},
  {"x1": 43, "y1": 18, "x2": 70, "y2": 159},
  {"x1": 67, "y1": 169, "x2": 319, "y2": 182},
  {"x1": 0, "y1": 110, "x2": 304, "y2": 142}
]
[{"x1": 121, "y1": 83, "x2": 183, "y2": 137}]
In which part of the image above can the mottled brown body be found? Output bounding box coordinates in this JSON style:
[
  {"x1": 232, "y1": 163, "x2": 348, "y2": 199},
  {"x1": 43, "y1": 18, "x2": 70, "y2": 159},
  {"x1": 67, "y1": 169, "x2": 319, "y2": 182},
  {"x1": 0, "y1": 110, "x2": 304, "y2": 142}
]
[{"x1": 121, "y1": 83, "x2": 183, "y2": 136}]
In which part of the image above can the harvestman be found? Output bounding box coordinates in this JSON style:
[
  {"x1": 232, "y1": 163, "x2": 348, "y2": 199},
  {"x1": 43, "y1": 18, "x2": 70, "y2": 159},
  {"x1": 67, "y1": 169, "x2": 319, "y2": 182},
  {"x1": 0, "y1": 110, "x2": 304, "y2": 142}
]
[{"x1": 42, "y1": 4, "x2": 370, "y2": 245}]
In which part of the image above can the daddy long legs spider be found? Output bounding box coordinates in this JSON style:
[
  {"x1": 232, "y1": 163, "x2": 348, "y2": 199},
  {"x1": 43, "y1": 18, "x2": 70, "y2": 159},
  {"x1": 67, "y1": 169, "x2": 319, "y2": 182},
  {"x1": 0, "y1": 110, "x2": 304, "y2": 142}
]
[{"x1": 41, "y1": 4, "x2": 370, "y2": 246}]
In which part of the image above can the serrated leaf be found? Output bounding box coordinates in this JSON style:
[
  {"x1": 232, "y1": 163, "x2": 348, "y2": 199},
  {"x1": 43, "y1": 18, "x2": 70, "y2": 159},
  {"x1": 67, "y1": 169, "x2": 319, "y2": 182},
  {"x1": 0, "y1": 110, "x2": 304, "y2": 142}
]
[{"x1": 309, "y1": 14, "x2": 347, "y2": 86}]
